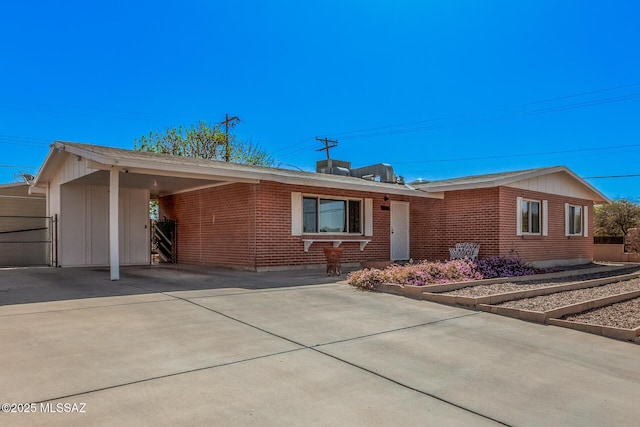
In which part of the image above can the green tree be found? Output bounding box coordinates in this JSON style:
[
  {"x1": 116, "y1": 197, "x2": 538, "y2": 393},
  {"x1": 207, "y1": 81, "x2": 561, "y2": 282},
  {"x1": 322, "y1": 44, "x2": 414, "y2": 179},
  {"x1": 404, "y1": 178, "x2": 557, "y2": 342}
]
[
  {"x1": 594, "y1": 199, "x2": 640, "y2": 236},
  {"x1": 134, "y1": 121, "x2": 273, "y2": 166}
]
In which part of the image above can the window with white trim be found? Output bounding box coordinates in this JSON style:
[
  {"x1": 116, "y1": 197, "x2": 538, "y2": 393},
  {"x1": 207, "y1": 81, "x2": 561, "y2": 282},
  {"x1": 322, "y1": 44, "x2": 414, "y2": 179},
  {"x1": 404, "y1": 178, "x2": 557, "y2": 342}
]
[
  {"x1": 565, "y1": 204, "x2": 588, "y2": 237},
  {"x1": 302, "y1": 196, "x2": 362, "y2": 234},
  {"x1": 520, "y1": 199, "x2": 541, "y2": 235},
  {"x1": 568, "y1": 205, "x2": 582, "y2": 235}
]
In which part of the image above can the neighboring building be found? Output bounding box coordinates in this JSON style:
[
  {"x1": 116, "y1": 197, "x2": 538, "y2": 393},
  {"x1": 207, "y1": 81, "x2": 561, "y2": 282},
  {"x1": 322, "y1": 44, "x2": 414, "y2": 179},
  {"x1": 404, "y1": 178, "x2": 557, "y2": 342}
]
[
  {"x1": 0, "y1": 182, "x2": 48, "y2": 266},
  {"x1": 31, "y1": 141, "x2": 609, "y2": 279}
]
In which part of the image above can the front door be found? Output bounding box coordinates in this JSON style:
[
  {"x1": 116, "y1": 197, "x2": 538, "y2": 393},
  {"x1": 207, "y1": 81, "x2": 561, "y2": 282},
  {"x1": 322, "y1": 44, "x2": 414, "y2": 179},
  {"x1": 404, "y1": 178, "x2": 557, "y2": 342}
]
[{"x1": 390, "y1": 201, "x2": 409, "y2": 260}]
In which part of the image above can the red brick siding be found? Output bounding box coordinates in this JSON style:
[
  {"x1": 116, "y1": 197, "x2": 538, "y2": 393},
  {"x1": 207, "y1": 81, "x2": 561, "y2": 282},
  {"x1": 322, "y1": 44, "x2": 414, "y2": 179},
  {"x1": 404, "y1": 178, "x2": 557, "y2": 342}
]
[
  {"x1": 159, "y1": 180, "x2": 594, "y2": 269},
  {"x1": 498, "y1": 187, "x2": 593, "y2": 262},
  {"x1": 159, "y1": 183, "x2": 256, "y2": 269},
  {"x1": 423, "y1": 186, "x2": 593, "y2": 264},
  {"x1": 160, "y1": 180, "x2": 438, "y2": 269},
  {"x1": 253, "y1": 181, "x2": 435, "y2": 267},
  {"x1": 440, "y1": 188, "x2": 501, "y2": 260},
  {"x1": 410, "y1": 198, "x2": 445, "y2": 261}
]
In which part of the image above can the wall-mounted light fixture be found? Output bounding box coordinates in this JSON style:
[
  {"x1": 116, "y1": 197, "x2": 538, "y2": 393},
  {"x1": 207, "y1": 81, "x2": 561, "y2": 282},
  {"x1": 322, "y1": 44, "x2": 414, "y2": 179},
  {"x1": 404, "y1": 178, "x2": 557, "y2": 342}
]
[{"x1": 384, "y1": 194, "x2": 390, "y2": 201}]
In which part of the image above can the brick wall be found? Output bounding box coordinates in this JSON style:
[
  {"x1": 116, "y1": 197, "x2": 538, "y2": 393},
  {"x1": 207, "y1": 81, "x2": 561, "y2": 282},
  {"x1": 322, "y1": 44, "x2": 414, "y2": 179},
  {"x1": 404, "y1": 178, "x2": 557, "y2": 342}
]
[
  {"x1": 431, "y1": 186, "x2": 593, "y2": 265},
  {"x1": 159, "y1": 180, "x2": 594, "y2": 269},
  {"x1": 159, "y1": 183, "x2": 256, "y2": 269},
  {"x1": 253, "y1": 181, "x2": 437, "y2": 268},
  {"x1": 498, "y1": 186, "x2": 593, "y2": 264},
  {"x1": 441, "y1": 188, "x2": 501, "y2": 260},
  {"x1": 160, "y1": 180, "x2": 439, "y2": 269}
]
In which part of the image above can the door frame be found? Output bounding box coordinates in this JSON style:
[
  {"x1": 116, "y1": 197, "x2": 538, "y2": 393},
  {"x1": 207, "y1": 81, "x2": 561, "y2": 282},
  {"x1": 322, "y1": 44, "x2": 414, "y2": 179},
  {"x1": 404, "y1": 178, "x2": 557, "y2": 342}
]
[{"x1": 390, "y1": 201, "x2": 410, "y2": 261}]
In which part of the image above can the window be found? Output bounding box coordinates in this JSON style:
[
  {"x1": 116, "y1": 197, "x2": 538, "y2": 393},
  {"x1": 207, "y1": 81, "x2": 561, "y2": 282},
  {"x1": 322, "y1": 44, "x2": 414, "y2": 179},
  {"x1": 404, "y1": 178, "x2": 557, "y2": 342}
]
[
  {"x1": 568, "y1": 205, "x2": 582, "y2": 235},
  {"x1": 302, "y1": 196, "x2": 362, "y2": 233},
  {"x1": 520, "y1": 199, "x2": 541, "y2": 234},
  {"x1": 565, "y1": 204, "x2": 588, "y2": 237}
]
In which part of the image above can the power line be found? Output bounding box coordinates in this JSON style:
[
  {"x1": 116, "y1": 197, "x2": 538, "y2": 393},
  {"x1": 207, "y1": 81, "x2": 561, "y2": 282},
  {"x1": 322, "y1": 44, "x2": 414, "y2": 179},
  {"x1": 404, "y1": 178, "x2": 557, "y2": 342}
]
[
  {"x1": 390, "y1": 143, "x2": 640, "y2": 165},
  {"x1": 583, "y1": 174, "x2": 640, "y2": 179},
  {"x1": 0, "y1": 164, "x2": 37, "y2": 169}
]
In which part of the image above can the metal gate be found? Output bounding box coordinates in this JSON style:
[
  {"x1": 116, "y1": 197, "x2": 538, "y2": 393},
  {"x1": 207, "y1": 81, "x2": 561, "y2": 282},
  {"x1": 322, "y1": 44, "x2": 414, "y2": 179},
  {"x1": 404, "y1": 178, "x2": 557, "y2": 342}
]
[
  {"x1": 152, "y1": 219, "x2": 177, "y2": 263},
  {"x1": 0, "y1": 215, "x2": 57, "y2": 267}
]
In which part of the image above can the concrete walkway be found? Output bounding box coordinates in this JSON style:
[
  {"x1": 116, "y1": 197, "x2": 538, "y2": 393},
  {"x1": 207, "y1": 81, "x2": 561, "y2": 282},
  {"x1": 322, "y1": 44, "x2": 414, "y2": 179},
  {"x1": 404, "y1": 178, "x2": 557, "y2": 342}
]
[{"x1": 1, "y1": 265, "x2": 638, "y2": 426}]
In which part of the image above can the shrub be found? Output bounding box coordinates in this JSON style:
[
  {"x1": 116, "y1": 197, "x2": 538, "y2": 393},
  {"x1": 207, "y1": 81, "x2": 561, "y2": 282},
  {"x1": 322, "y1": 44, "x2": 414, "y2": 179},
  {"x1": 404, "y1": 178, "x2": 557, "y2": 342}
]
[
  {"x1": 347, "y1": 257, "x2": 542, "y2": 290},
  {"x1": 474, "y1": 257, "x2": 540, "y2": 279}
]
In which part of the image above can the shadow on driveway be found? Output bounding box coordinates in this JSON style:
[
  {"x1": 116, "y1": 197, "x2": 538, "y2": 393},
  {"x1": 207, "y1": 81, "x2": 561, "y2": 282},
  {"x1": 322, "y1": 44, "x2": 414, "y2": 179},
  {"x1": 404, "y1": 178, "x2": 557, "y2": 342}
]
[{"x1": 0, "y1": 264, "x2": 356, "y2": 306}]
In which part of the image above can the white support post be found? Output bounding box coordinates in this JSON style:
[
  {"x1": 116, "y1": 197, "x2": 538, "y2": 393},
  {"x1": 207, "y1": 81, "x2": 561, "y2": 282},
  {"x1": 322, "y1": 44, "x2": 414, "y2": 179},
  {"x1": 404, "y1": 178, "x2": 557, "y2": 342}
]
[{"x1": 109, "y1": 168, "x2": 120, "y2": 281}]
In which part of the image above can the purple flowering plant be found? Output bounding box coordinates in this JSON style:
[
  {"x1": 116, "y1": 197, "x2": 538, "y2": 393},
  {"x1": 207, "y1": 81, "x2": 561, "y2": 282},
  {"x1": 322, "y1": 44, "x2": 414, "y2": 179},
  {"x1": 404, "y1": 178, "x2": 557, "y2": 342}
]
[{"x1": 347, "y1": 257, "x2": 543, "y2": 290}]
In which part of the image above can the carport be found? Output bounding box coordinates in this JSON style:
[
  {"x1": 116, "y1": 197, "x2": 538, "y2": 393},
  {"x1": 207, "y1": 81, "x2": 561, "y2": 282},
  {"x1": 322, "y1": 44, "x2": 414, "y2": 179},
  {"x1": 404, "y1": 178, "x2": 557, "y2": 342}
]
[{"x1": 32, "y1": 141, "x2": 258, "y2": 280}]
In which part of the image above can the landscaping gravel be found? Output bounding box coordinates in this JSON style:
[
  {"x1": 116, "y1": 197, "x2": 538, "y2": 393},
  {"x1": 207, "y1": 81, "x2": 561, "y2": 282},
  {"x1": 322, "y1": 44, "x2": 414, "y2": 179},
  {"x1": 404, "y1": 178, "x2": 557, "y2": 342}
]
[
  {"x1": 496, "y1": 278, "x2": 640, "y2": 311},
  {"x1": 564, "y1": 297, "x2": 640, "y2": 330},
  {"x1": 439, "y1": 267, "x2": 640, "y2": 298}
]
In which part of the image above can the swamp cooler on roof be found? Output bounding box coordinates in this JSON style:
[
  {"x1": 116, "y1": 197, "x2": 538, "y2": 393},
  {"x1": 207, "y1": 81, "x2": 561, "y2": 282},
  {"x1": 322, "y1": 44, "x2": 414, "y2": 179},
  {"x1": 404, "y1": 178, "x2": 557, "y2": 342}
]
[{"x1": 316, "y1": 159, "x2": 404, "y2": 184}]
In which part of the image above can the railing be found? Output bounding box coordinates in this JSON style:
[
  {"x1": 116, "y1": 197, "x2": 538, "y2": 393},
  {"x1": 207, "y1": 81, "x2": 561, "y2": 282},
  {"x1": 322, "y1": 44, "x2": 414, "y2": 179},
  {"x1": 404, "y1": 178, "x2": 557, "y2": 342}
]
[{"x1": 152, "y1": 219, "x2": 177, "y2": 263}]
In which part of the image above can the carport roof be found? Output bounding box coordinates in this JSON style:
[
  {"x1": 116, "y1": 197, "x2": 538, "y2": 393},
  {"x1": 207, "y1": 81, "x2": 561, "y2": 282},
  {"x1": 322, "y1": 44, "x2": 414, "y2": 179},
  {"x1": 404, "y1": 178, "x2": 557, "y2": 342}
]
[{"x1": 34, "y1": 141, "x2": 443, "y2": 199}]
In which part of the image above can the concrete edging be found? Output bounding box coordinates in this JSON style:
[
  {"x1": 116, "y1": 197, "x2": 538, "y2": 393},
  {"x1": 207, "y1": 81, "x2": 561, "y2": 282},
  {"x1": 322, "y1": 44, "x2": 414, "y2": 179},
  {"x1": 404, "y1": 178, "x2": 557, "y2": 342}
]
[
  {"x1": 422, "y1": 272, "x2": 640, "y2": 308},
  {"x1": 547, "y1": 318, "x2": 640, "y2": 342},
  {"x1": 478, "y1": 290, "x2": 640, "y2": 324}
]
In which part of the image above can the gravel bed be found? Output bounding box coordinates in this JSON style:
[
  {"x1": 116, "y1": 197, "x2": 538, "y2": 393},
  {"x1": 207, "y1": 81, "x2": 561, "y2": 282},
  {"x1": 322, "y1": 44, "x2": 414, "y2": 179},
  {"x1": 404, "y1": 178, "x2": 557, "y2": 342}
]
[
  {"x1": 496, "y1": 278, "x2": 640, "y2": 311},
  {"x1": 438, "y1": 267, "x2": 640, "y2": 298},
  {"x1": 563, "y1": 297, "x2": 640, "y2": 330}
]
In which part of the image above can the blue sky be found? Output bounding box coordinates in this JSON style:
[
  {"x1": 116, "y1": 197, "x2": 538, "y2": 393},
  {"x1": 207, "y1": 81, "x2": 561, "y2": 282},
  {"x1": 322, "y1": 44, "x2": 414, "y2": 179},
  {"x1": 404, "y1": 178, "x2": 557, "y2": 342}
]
[{"x1": 1, "y1": 1, "x2": 639, "y2": 201}]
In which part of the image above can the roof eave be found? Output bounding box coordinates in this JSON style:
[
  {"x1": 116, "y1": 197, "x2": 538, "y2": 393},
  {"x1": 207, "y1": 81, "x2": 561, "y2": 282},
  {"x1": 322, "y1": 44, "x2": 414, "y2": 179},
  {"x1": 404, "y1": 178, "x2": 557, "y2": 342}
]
[{"x1": 74, "y1": 147, "x2": 440, "y2": 199}]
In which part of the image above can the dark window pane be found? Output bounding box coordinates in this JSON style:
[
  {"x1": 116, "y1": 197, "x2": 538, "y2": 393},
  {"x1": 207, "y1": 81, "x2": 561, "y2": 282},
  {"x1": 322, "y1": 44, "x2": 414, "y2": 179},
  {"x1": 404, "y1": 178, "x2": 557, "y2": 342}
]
[
  {"x1": 303, "y1": 197, "x2": 317, "y2": 233},
  {"x1": 531, "y1": 202, "x2": 540, "y2": 234},
  {"x1": 521, "y1": 201, "x2": 529, "y2": 233},
  {"x1": 348, "y1": 200, "x2": 361, "y2": 233},
  {"x1": 569, "y1": 206, "x2": 582, "y2": 235}
]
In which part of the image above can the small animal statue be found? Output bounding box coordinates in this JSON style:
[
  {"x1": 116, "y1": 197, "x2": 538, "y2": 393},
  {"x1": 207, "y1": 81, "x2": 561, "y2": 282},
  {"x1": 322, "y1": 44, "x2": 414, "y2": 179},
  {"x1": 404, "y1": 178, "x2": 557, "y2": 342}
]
[{"x1": 326, "y1": 261, "x2": 341, "y2": 276}]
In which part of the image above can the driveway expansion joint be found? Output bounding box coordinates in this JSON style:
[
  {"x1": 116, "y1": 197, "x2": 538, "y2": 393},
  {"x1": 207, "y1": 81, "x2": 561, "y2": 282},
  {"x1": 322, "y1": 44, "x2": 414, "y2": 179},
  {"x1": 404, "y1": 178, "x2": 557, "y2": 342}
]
[{"x1": 163, "y1": 292, "x2": 509, "y2": 426}]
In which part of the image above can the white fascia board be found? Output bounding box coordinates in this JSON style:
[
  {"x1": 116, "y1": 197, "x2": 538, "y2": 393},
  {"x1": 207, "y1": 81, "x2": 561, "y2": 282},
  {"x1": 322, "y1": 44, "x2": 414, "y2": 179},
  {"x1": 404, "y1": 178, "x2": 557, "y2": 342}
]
[
  {"x1": 417, "y1": 180, "x2": 501, "y2": 193},
  {"x1": 268, "y1": 173, "x2": 443, "y2": 198},
  {"x1": 88, "y1": 162, "x2": 261, "y2": 184},
  {"x1": 28, "y1": 186, "x2": 46, "y2": 195},
  {"x1": 55, "y1": 141, "x2": 111, "y2": 165},
  {"x1": 32, "y1": 145, "x2": 63, "y2": 187},
  {"x1": 557, "y1": 168, "x2": 610, "y2": 204},
  {"x1": 88, "y1": 156, "x2": 440, "y2": 199},
  {"x1": 418, "y1": 166, "x2": 609, "y2": 204}
]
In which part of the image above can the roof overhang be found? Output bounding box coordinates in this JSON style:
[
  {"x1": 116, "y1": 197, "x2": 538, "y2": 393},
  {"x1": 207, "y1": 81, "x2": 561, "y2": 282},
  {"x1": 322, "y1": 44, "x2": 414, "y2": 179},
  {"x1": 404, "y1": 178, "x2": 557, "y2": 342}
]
[
  {"x1": 416, "y1": 166, "x2": 609, "y2": 204},
  {"x1": 33, "y1": 141, "x2": 443, "y2": 199}
]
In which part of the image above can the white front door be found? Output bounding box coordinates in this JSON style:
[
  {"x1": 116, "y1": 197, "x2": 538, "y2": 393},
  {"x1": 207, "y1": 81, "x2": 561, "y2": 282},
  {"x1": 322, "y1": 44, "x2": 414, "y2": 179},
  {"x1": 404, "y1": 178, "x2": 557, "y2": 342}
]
[{"x1": 390, "y1": 201, "x2": 410, "y2": 260}]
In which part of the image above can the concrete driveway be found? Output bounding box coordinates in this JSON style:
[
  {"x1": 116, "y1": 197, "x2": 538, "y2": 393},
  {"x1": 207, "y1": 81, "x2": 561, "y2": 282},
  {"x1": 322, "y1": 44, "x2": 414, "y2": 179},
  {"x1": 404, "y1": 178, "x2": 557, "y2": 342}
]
[{"x1": 1, "y1": 265, "x2": 639, "y2": 426}]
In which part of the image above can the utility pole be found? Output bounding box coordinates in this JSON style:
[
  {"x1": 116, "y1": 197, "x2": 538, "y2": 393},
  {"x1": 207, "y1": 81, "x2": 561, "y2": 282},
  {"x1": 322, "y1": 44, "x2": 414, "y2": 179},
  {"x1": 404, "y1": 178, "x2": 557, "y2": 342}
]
[
  {"x1": 220, "y1": 114, "x2": 241, "y2": 162},
  {"x1": 315, "y1": 137, "x2": 338, "y2": 160}
]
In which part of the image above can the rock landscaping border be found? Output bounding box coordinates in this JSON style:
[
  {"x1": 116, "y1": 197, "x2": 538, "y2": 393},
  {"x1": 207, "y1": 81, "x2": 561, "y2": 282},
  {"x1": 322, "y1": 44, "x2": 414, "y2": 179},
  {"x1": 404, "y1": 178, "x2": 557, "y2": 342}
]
[
  {"x1": 548, "y1": 318, "x2": 640, "y2": 342},
  {"x1": 365, "y1": 263, "x2": 640, "y2": 343},
  {"x1": 422, "y1": 272, "x2": 640, "y2": 308},
  {"x1": 478, "y1": 290, "x2": 640, "y2": 323}
]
